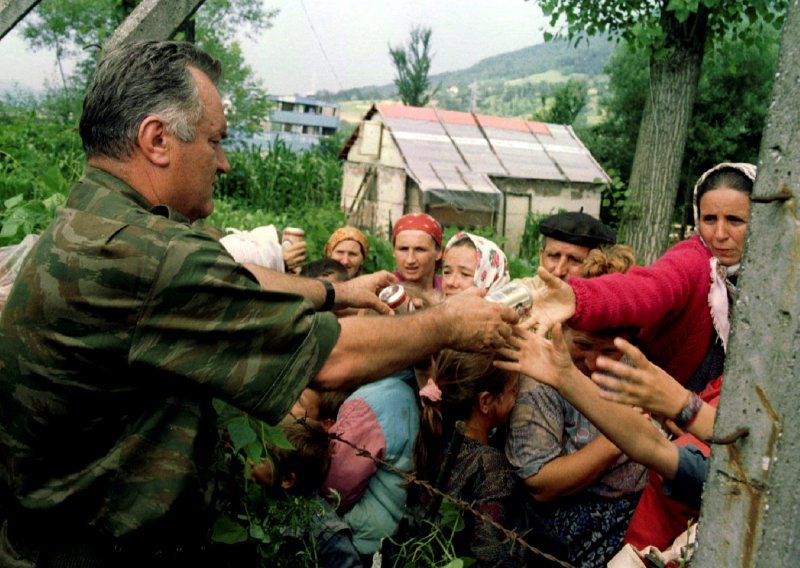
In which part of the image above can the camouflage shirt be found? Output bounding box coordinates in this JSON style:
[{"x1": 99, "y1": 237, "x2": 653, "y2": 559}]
[{"x1": 0, "y1": 167, "x2": 339, "y2": 540}]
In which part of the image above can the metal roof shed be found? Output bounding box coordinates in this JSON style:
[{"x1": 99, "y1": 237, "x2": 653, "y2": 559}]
[{"x1": 340, "y1": 104, "x2": 610, "y2": 255}]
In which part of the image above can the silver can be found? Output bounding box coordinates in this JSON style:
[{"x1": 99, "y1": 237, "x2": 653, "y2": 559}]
[
  {"x1": 485, "y1": 280, "x2": 532, "y2": 316},
  {"x1": 379, "y1": 284, "x2": 415, "y2": 314}
]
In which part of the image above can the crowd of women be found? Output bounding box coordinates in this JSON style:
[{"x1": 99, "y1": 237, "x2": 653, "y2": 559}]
[{"x1": 249, "y1": 162, "x2": 756, "y2": 567}]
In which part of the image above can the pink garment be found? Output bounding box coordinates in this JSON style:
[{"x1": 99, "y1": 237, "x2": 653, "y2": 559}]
[
  {"x1": 568, "y1": 235, "x2": 713, "y2": 385},
  {"x1": 323, "y1": 398, "x2": 385, "y2": 513}
]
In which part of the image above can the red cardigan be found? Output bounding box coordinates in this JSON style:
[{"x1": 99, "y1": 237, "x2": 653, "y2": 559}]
[{"x1": 569, "y1": 235, "x2": 713, "y2": 385}]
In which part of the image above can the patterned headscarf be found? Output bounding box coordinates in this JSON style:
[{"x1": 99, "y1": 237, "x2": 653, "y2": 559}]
[
  {"x1": 444, "y1": 231, "x2": 510, "y2": 293},
  {"x1": 392, "y1": 213, "x2": 443, "y2": 248},
  {"x1": 691, "y1": 162, "x2": 757, "y2": 351},
  {"x1": 324, "y1": 226, "x2": 369, "y2": 259}
]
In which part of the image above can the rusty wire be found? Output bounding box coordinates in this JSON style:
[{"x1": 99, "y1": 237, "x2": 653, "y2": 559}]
[{"x1": 290, "y1": 415, "x2": 575, "y2": 568}]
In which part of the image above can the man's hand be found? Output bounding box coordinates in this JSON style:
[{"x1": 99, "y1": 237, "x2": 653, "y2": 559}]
[
  {"x1": 333, "y1": 271, "x2": 398, "y2": 315},
  {"x1": 495, "y1": 324, "x2": 575, "y2": 390},
  {"x1": 439, "y1": 289, "x2": 518, "y2": 351},
  {"x1": 523, "y1": 267, "x2": 577, "y2": 335},
  {"x1": 592, "y1": 338, "x2": 689, "y2": 419},
  {"x1": 282, "y1": 241, "x2": 307, "y2": 273}
]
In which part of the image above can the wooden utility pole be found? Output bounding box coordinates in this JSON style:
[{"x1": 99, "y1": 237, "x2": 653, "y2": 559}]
[{"x1": 694, "y1": 1, "x2": 800, "y2": 565}]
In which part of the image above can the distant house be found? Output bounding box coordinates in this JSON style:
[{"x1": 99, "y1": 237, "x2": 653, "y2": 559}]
[
  {"x1": 339, "y1": 104, "x2": 610, "y2": 255},
  {"x1": 243, "y1": 95, "x2": 339, "y2": 152}
]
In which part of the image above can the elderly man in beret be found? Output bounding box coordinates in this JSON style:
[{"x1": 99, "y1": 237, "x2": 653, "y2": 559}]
[{"x1": 538, "y1": 211, "x2": 616, "y2": 281}]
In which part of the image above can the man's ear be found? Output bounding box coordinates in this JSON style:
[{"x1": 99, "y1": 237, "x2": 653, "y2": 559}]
[
  {"x1": 279, "y1": 472, "x2": 297, "y2": 490},
  {"x1": 137, "y1": 115, "x2": 170, "y2": 167}
]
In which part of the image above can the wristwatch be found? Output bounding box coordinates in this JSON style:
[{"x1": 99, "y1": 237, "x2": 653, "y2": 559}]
[{"x1": 318, "y1": 279, "x2": 335, "y2": 311}]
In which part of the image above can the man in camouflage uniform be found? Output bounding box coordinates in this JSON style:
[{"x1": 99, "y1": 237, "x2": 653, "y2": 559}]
[{"x1": 0, "y1": 41, "x2": 516, "y2": 567}]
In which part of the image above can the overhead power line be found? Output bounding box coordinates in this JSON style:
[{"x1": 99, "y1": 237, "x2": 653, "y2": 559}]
[{"x1": 299, "y1": 0, "x2": 344, "y2": 92}]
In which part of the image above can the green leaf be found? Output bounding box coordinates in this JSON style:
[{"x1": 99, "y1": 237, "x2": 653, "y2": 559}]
[
  {"x1": 0, "y1": 223, "x2": 19, "y2": 238},
  {"x1": 442, "y1": 560, "x2": 463, "y2": 568},
  {"x1": 226, "y1": 415, "x2": 258, "y2": 451},
  {"x1": 211, "y1": 515, "x2": 248, "y2": 544},
  {"x1": 40, "y1": 165, "x2": 67, "y2": 194},
  {"x1": 244, "y1": 440, "x2": 264, "y2": 462},
  {"x1": 262, "y1": 422, "x2": 294, "y2": 450},
  {"x1": 439, "y1": 499, "x2": 466, "y2": 532},
  {"x1": 248, "y1": 523, "x2": 266, "y2": 541},
  {"x1": 4, "y1": 194, "x2": 24, "y2": 209},
  {"x1": 543, "y1": 31, "x2": 554, "y2": 42}
]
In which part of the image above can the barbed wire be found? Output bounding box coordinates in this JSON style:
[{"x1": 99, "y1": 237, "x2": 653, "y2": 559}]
[{"x1": 292, "y1": 415, "x2": 575, "y2": 568}]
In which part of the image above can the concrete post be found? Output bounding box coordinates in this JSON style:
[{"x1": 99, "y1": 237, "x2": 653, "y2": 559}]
[
  {"x1": 0, "y1": 0, "x2": 39, "y2": 41},
  {"x1": 103, "y1": 0, "x2": 205, "y2": 52},
  {"x1": 694, "y1": 1, "x2": 800, "y2": 565}
]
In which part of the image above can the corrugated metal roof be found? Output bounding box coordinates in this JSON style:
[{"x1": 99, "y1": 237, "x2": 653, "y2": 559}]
[
  {"x1": 362, "y1": 104, "x2": 609, "y2": 208},
  {"x1": 537, "y1": 124, "x2": 609, "y2": 183}
]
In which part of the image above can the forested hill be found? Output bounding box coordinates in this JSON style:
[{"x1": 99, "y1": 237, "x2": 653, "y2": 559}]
[
  {"x1": 314, "y1": 38, "x2": 616, "y2": 118},
  {"x1": 433, "y1": 37, "x2": 615, "y2": 87}
]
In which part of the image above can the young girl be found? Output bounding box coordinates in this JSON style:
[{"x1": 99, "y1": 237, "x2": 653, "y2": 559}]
[
  {"x1": 441, "y1": 231, "x2": 509, "y2": 297},
  {"x1": 412, "y1": 350, "x2": 552, "y2": 566}
]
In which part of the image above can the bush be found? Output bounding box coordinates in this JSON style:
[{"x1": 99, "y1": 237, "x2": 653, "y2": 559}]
[{"x1": 0, "y1": 90, "x2": 83, "y2": 243}]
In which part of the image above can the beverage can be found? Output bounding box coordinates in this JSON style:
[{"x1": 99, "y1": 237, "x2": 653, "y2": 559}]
[
  {"x1": 485, "y1": 280, "x2": 533, "y2": 315},
  {"x1": 282, "y1": 227, "x2": 305, "y2": 247},
  {"x1": 379, "y1": 284, "x2": 414, "y2": 314}
]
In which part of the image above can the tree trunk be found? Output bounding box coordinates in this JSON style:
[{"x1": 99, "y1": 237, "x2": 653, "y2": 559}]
[
  {"x1": 694, "y1": 1, "x2": 800, "y2": 565},
  {"x1": 617, "y1": 3, "x2": 709, "y2": 264}
]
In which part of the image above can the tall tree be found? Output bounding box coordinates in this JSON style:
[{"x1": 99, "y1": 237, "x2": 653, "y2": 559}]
[
  {"x1": 536, "y1": 0, "x2": 787, "y2": 263},
  {"x1": 20, "y1": 0, "x2": 276, "y2": 134},
  {"x1": 582, "y1": 24, "x2": 779, "y2": 231},
  {"x1": 389, "y1": 25, "x2": 438, "y2": 107}
]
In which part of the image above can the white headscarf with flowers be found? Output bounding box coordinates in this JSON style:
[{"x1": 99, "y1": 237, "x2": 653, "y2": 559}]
[
  {"x1": 444, "y1": 232, "x2": 510, "y2": 293},
  {"x1": 692, "y1": 162, "x2": 757, "y2": 351}
]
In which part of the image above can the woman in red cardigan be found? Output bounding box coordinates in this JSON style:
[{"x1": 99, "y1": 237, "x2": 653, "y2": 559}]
[
  {"x1": 525, "y1": 162, "x2": 756, "y2": 553},
  {"x1": 527, "y1": 162, "x2": 756, "y2": 393}
]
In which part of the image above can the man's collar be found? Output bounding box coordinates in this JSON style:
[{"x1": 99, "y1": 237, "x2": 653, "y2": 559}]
[{"x1": 82, "y1": 166, "x2": 190, "y2": 223}]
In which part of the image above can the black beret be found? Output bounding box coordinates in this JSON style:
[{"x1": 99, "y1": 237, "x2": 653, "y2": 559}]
[{"x1": 539, "y1": 211, "x2": 616, "y2": 248}]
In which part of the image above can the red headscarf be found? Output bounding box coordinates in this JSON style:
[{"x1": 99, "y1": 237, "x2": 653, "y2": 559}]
[{"x1": 392, "y1": 213, "x2": 442, "y2": 248}]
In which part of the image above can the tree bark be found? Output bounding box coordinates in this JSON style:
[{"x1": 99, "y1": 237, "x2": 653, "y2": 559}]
[{"x1": 618, "y1": 3, "x2": 709, "y2": 264}]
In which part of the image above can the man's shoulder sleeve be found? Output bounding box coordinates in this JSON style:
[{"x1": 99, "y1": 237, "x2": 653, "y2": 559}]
[{"x1": 129, "y1": 231, "x2": 340, "y2": 423}]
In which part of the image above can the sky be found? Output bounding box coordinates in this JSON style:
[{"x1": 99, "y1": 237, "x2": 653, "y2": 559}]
[{"x1": 0, "y1": 0, "x2": 548, "y2": 96}]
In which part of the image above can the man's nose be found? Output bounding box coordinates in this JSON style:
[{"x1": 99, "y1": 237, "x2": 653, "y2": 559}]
[
  {"x1": 553, "y1": 257, "x2": 569, "y2": 278},
  {"x1": 217, "y1": 148, "x2": 231, "y2": 173}
]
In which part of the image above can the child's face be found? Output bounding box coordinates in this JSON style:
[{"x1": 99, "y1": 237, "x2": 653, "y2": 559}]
[
  {"x1": 442, "y1": 245, "x2": 476, "y2": 297},
  {"x1": 564, "y1": 328, "x2": 625, "y2": 376},
  {"x1": 251, "y1": 457, "x2": 276, "y2": 487},
  {"x1": 289, "y1": 389, "x2": 322, "y2": 421},
  {"x1": 491, "y1": 374, "x2": 520, "y2": 426}
]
